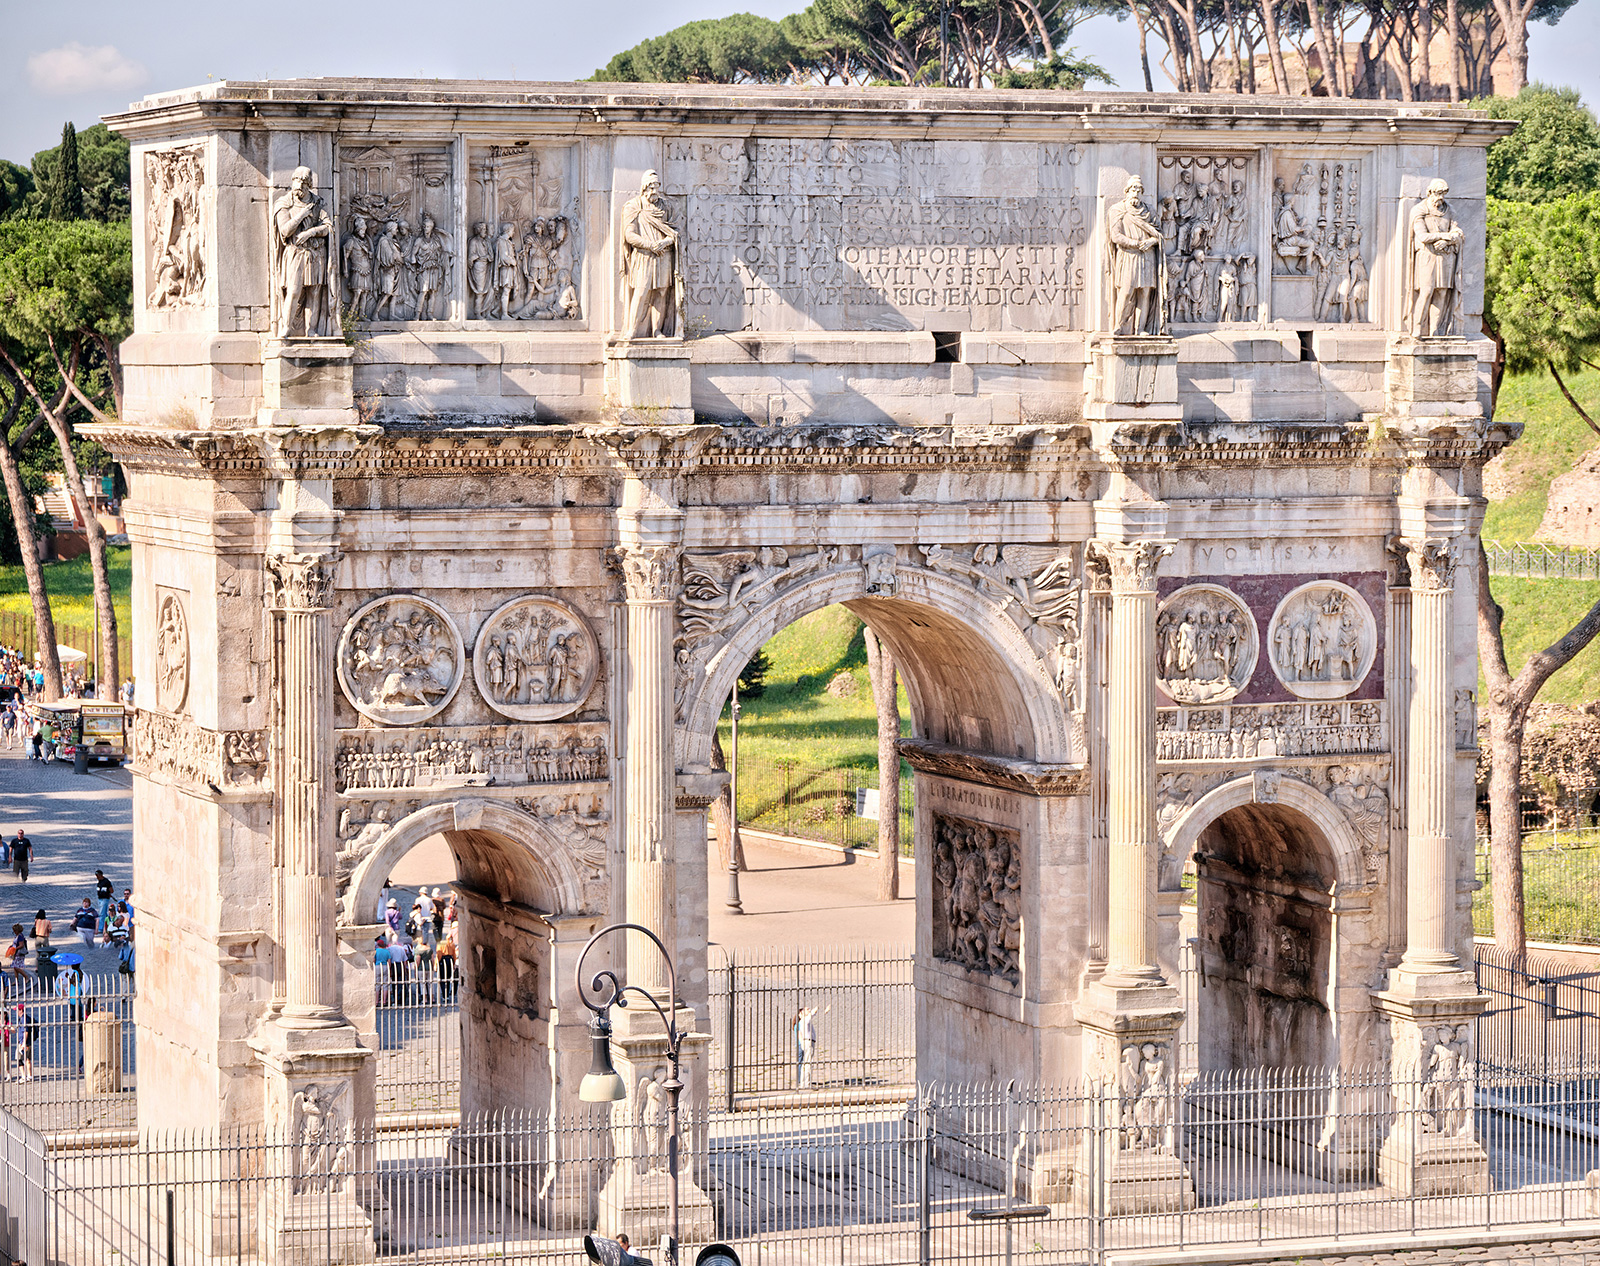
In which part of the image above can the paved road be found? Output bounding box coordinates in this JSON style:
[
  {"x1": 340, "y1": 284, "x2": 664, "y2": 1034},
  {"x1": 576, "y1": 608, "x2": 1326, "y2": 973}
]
[{"x1": 0, "y1": 742, "x2": 132, "y2": 973}]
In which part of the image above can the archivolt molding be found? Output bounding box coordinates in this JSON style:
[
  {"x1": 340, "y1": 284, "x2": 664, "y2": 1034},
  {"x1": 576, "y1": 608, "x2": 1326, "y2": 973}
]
[
  {"x1": 1156, "y1": 763, "x2": 1385, "y2": 896},
  {"x1": 340, "y1": 795, "x2": 591, "y2": 926},
  {"x1": 675, "y1": 549, "x2": 1075, "y2": 771}
]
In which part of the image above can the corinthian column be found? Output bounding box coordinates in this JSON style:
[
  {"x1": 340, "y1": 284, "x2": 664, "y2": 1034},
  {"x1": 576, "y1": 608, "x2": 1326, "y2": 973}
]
[
  {"x1": 1397, "y1": 538, "x2": 1463, "y2": 979},
  {"x1": 615, "y1": 543, "x2": 680, "y2": 995},
  {"x1": 1099, "y1": 538, "x2": 1174, "y2": 990},
  {"x1": 266, "y1": 550, "x2": 343, "y2": 1028}
]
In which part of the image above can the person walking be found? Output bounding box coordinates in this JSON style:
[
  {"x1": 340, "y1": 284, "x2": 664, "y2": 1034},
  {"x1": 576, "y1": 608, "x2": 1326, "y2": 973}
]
[
  {"x1": 3, "y1": 926, "x2": 27, "y2": 988},
  {"x1": 11, "y1": 830, "x2": 32, "y2": 883},
  {"x1": 15, "y1": 1004, "x2": 35, "y2": 1082},
  {"x1": 72, "y1": 899, "x2": 98, "y2": 946},
  {"x1": 0, "y1": 702, "x2": 14, "y2": 749},
  {"x1": 31, "y1": 909, "x2": 50, "y2": 952},
  {"x1": 93, "y1": 870, "x2": 113, "y2": 931}
]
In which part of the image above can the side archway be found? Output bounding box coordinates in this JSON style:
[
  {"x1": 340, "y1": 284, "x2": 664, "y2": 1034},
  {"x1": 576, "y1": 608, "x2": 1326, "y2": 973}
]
[
  {"x1": 342, "y1": 797, "x2": 588, "y2": 926},
  {"x1": 678, "y1": 562, "x2": 1074, "y2": 770}
]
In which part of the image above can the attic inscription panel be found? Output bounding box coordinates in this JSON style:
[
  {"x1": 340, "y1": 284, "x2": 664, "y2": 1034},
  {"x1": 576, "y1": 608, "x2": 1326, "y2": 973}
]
[{"x1": 664, "y1": 139, "x2": 1088, "y2": 333}]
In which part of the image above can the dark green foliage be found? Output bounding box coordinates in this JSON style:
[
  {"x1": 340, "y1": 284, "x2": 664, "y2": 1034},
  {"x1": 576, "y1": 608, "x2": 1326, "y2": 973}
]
[
  {"x1": 0, "y1": 162, "x2": 34, "y2": 223},
  {"x1": 22, "y1": 123, "x2": 130, "y2": 224},
  {"x1": 1485, "y1": 194, "x2": 1600, "y2": 375},
  {"x1": 597, "y1": 13, "x2": 797, "y2": 82},
  {"x1": 738, "y1": 649, "x2": 772, "y2": 699},
  {"x1": 1478, "y1": 86, "x2": 1600, "y2": 203},
  {"x1": 993, "y1": 50, "x2": 1112, "y2": 89},
  {"x1": 48, "y1": 124, "x2": 84, "y2": 222}
]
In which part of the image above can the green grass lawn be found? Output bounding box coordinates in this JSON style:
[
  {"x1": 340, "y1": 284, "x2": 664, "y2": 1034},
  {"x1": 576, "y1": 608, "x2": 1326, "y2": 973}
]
[
  {"x1": 1474, "y1": 839, "x2": 1600, "y2": 944},
  {"x1": 0, "y1": 545, "x2": 133, "y2": 654},
  {"x1": 1482, "y1": 367, "x2": 1600, "y2": 706}
]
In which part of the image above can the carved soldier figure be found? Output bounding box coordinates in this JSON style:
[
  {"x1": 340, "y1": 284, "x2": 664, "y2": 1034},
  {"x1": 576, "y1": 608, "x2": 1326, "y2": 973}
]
[
  {"x1": 373, "y1": 221, "x2": 406, "y2": 321},
  {"x1": 1217, "y1": 255, "x2": 1239, "y2": 322},
  {"x1": 1408, "y1": 178, "x2": 1465, "y2": 337},
  {"x1": 1107, "y1": 176, "x2": 1165, "y2": 335},
  {"x1": 621, "y1": 170, "x2": 680, "y2": 338},
  {"x1": 408, "y1": 213, "x2": 451, "y2": 320},
  {"x1": 493, "y1": 222, "x2": 519, "y2": 321},
  {"x1": 1341, "y1": 226, "x2": 1370, "y2": 323},
  {"x1": 467, "y1": 221, "x2": 493, "y2": 319},
  {"x1": 272, "y1": 166, "x2": 336, "y2": 338},
  {"x1": 342, "y1": 215, "x2": 374, "y2": 321}
]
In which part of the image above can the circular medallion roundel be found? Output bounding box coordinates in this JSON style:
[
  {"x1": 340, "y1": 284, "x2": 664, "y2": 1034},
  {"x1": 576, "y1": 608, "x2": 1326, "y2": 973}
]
[
  {"x1": 1266, "y1": 580, "x2": 1377, "y2": 700},
  {"x1": 336, "y1": 594, "x2": 465, "y2": 725},
  {"x1": 471, "y1": 596, "x2": 599, "y2": 722},
  {"x1": 1156, "y1": 583, "x2": 1259, "y2": 705}
]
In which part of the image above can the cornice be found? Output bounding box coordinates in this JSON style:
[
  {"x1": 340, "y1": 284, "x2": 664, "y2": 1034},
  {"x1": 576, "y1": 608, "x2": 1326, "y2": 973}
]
[{"x1": 899, "y1": 738, "x2": 1087, "y2": 797}]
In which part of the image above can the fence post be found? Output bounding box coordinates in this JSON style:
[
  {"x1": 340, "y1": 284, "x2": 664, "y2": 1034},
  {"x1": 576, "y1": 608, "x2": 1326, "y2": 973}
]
[
  {"x1": 919, "y1": 1089, "x2": 934, "y2": 1266},
  {"x1": 725, "y1": 954, "x2": 736, "y2": 1112}
]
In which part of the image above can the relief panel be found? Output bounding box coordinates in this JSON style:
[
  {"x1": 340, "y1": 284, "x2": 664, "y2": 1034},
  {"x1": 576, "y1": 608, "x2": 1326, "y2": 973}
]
[
  {"x1": 930, "y1": 812, "x2": 1021, "y2": 985},
  {"x1": 471, "y1": 595, "x2": 599, "y2": 722},
  {"x1": 1155, "y1": 583, "x2": 1258, "y2": 705},
  {"x1": 1266, "y1": 581, "x2": 1378, "y2": 700},
  {"x1": 336, "y1": 595, "x2": 465, "y2": 725},
  {"x1": 339, "y1": 143, "x2": 456, "y2": 323},
  {"x1": 146, "y1": 145, "x2": 206, "y2": 309},
  {"x1": 1270, "y1": 153, "x2": 1371, "y2": 324},
  {"x1": 466, "y1": 143, "x2": 583, "y2": 323},
  {"x1": 1157, "y1": 153, "x2": 1259, "y2": 326}
]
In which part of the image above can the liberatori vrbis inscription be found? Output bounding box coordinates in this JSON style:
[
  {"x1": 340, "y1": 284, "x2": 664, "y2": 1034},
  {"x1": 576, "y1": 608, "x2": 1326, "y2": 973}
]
[
  {"x1": 337, "y1": 595, "x2": 464, "y2": 725},
  {"x1": 471, "y1": 596, "x2": 598, "y2": 722}
]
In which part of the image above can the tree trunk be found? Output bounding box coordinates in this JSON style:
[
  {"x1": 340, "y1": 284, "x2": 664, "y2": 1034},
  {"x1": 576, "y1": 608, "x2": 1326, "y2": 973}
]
[
  {"x1": 1260, "y1": 0, "x2": 1291, "y2": 92},
  {"x1": 1304, "y1": 0, "x2": 1342, "y2": 95},
  {"x1": 1130, "y1": 1, "x2": 1156, "y2": 91},
  {"x1": 1445, "y1": 0, "x2": 1461, "y2": 100},
  {"x1": 0, "y1": 429, "x2": 62, "y2": 702},
  {"x1": 862, "y1": 627, "x2": 901, "y2": 902},
  {"x1": 1488, "y1": 0, "x2": 1531, "y2": 92},
  {"x1": 1485, "y1": 709, "x2": 1528, "y2": 954},
  {"x1": 40, "y1": 412, "x2": 118, "y2": 698},
  {"x1": 1417, "y1": 0, "x2": 1433, "y2": 99}
]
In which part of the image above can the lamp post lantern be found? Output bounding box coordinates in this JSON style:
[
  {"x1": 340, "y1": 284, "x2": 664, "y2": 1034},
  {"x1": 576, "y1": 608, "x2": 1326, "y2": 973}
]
[{"x1": 576, "y1": 922, "x2": 688, "y2": 1266}]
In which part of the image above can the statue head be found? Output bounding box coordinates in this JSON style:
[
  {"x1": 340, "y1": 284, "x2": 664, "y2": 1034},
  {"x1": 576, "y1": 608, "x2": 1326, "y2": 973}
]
[
  {"x1": 474, "y1": 221, "x2": 488, "y2": 239},
  {"x1": 290, "y1": 166, "x2": 314, "y2": 197},
  {"x1": 421, "y1": 213, "x2": 436, "y2": 234},
  {"x1": 1123, "y1": 176, "x2": 1145, "y2": 201},
  {"x1": 641, "y1": 169, "x2": 662, "y2": 199},
  {"x1": 1425, "y1": 178, "x2": 1450, "y2": 209},
  {"x1": 352, "y1": 215, "x2": 368, "y2": 236}
]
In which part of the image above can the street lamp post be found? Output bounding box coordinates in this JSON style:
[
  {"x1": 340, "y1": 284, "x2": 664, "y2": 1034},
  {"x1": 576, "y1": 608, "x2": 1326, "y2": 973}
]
[
  {"x1": 726, "y1": 679, "x2": 743, "y2": 914},
  {"x1": 576, "y1": 922, "x2": 687, "y2": 1266}
]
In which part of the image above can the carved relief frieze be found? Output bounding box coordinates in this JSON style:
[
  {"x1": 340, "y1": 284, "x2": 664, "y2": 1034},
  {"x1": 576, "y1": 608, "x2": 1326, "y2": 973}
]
[
  {"x1": 1157, "y1": 153, "x2": 1257, "y2": 326},
  {"x1": 154, "y1": 588, "x2": 190, "y2": 714},
  {"x1": 146, "y1": 145, "x2": 206, "y2": 309},
  {"x1": 334, "y1": 723, "x2": 607, "y2": 793},
  {"x1": 135, "y1": 712, "x2": 267, "y2": 790},
  {"x1": 1266, "y1": 581, "x2": 1378, "y2": 700},
  {"x1": 468, "y1": 143, "x2": 583, "y2": 323},
  {"x1": 1157, "y1": 700, "x2": 1385, "y2": 761},
  {"x1": 1115, "y1": 1040, "x2": 1176, "y2": 1152},
  {"x1": 336, "y1": 595, "x2": 464, "y2": 725},
  {"x1": 1271, "y1": 155, "x2": 1369, "y2": 324},
  {"x1": 1156, "y1": 583, "x2": 1257, "y2": 705},
  {"x1": 340, "y1": 144, "x2": 455, "y2": 322},
  {"x1": 471, "y1": 596, "x2": 598, "y2": 722},
  {"x1": 930, "y1": 812, "x2": 1022, "y2": 984}
]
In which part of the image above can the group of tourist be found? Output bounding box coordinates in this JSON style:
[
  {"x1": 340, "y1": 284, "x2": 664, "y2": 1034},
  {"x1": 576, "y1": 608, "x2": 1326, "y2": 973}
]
[
  {"x1": 373, "y1": 884, "x2": 458, "y2": 1005},
  {"x1": 0, "y1": 862, "x2": 135, "y2": 986}
]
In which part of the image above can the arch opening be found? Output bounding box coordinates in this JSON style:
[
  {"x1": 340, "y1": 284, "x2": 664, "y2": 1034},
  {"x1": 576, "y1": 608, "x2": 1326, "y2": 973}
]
[{"x1": 1192, "y1": 801, "x2": 1338, "y2": 1072}]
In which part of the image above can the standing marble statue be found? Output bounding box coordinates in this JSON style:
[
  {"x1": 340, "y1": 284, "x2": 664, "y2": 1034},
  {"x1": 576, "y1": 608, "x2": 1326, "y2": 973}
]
[
  {"x1": 1107, "y1": 176, "x2": 1166, "y2": 336},
  {"x1": 342, "y1": 216, "x2": 374, "y2": 321},
  {"x1": 620, "y1": 170, "x2": 680, "y2": 338},
  {"x1": 1408, "y1": 178, "x2": 1466, "y2": 337},
  {"x1": 272, "y1": 166, "x2": 337, "y2": 338},
  {"x1": 408, "y1": 213, "x2": 451, "y2": 321}
]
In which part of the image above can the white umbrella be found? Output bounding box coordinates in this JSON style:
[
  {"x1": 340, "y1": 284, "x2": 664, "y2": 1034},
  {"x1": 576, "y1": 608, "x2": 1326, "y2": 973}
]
[{"x1": 56, "y1": 646, "x2": 88, "y2": 664}]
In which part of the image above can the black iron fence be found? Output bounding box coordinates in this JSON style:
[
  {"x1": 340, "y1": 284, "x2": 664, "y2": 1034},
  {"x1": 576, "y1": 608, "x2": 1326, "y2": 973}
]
[
  {"x1": 1475, "y1": 943, "x2": 1600, "y2": 1077},
  {"x1": 1475, "y1": 839, "x2": 1600, "y2": 944},
  {"x1": 1484, "y1": 540, "x2": 1600, "y2": 580},
  {"x1": 11, "y1": 1066, "x2": 1600, "y2": 1266},
  {"x1": 0, "y1": 974, "x2": 136, "y2": 1135},
  {"x1": 707, "y1": 943, "x2": 915, "y2": 1105},
  {"x1": 731, "y1": 755, "x2": 915, "y2": 855}
]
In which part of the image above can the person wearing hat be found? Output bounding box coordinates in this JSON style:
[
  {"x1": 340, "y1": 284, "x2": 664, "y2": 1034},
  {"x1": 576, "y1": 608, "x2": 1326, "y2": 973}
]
[
  {"x1": 430, "y1": 888, "x2": 447, "y2": 939},
  {"x1": 384, "y1": 898, "x2": 403, "y2": 945}
]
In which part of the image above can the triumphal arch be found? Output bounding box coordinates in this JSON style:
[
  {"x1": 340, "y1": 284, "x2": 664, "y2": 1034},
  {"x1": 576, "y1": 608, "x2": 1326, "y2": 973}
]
[{"x1": 102, "y1": 80, "x2": 1510, "y2": 1240}]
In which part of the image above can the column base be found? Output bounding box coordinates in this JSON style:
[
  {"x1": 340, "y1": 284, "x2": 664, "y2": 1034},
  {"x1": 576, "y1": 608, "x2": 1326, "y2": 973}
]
[
  {"x1": 1378, "y1": 1127, "x2": 1489, "y2": 1197},
  {"x1": 1072, "y1": 1141, "x2": 1196, "y2": 1214},
  {"x1": 261, "y1": 1187, "x2": 377, "y2": 1266}
]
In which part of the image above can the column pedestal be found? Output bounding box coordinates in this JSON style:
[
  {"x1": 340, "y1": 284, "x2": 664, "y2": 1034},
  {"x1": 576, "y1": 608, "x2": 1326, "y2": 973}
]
[
  {"x1": 252, "y1": 1027, "x2": 378, "y2": 1265},
  {"x1": 596, "y1": 1015, "x2": 717, "y2": 1247},
  {"x1": 605, "y1": 339, "x2": 693, "y2": 425},
  {"x1": 1384, "y1": 336, "x2": 1485, "y2": 433},
  {"x1": 1085, "y1": 336, "x2": 1182, "y2": 445},
  {"x1": 260, "y1": 339, "x2": 357, "y2": 429}
]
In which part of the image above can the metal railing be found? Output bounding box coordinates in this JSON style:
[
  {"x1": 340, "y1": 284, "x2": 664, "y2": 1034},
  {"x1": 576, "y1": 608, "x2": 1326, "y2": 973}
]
[
  {"x1": 374, "y1": 967, "x2": 461, "y2": 1117},
  {"x1": 18, "y1": 1065, "x2": 1600, "y2": 1265},
  {"x1": 1475, "y1": 837, "x2": 1600, "y2": 944},
  {"x1": 1484, "y1": 540, "x2": 1600, "y2": 580},
  {"x1": 1476, "y1": 944, "x2": 1600, "y2": 1077},
  {"x1": 0, "y1": 1106, "x2": 45, "y2": 1266},
  {"x1": 708, "y1": 943, "x2": 915, "y2": 1105},
  {"x1": 0, "y1": 974, "x2": 136, "y2": 1135}
]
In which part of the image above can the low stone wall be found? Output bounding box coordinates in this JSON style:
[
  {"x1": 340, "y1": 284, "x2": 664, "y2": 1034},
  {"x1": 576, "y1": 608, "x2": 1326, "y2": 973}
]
[{"x1": 1110, "y1": 1228, "x2": 1600, "y2": 1266}]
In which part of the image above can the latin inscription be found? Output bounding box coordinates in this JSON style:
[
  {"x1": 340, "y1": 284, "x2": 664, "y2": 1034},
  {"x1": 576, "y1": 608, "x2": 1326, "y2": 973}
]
[{"x1": 664, "y1": 139, "x2": 1087, "y2": 333}]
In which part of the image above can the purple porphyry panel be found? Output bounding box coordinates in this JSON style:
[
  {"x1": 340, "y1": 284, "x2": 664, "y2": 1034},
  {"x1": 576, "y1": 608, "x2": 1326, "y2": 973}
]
[{"x1": 1155, "y1": 571, "x2": 1387, "y2": 705}]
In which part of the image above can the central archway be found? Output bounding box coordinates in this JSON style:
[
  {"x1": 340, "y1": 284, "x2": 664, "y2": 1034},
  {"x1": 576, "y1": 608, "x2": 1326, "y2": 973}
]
[{"x1": 677, "y1": 558, "x2": 1089, "y2": 1088}]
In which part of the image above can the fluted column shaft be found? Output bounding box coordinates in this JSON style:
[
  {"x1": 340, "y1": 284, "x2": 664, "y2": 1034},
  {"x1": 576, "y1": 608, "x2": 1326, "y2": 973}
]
[
  {"x1": 1399, "y1": 539, "x2": 1459, "y2": 975},
  {"x1": 1087, "y1": 556, "x2": 1113, "y2": 969},
  {"x1": 269, "y1": 552, "x2": 341, "y2": 1026},
  {"x1": 619, "y1": 544, "x2": 679, "y2": 994},
  {"x1": 1100, "y1": 540, "x2": 1173, "y2": 989}
]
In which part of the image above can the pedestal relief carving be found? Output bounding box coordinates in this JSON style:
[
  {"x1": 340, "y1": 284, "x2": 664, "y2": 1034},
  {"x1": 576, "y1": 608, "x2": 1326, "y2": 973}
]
[
  {"x1": 290, "y1": 1081, "x2": 353, "y2": 1195},
  {"x1": 1406, "y1": 179, "x2": 1465, "y2": 337},
  {"x1": 1271, "y1": 157, "x2": 1368, "y2": 324},
  {"x1": 271, "y1": 166, "x2": 339, "y2": 339},
  {"x1": 340, "y1": 144, "x2": 455, "y2": 323},
  {"x1": 1267, "y1": 581, "x2": 1377, "y2": 699},
  {"x1": 1155, "y1": 584, "x2": 1257, "y2": 704},
  {"x1": 146, "y1": 145, "x2": 206, "y2": 309},
  {"x1": 471, "y1": 596, "x2": 598, "y2": 722},
  {"x1": 154, "y1": 588, "x2": 190, "y2": 714},
  {"x1": 468, "y1": 142, "x2": 583, "y2": 323},
  {"x1": 1158, "y1": 155, "x2": 1256, "y2": 325},
  {"x1": 931, "y1": 812, "x2": 1021, "y2": 984},
  {"x1": 135, "y1": 712, "x2": 268, "y2": 790},
  {"x1": 336, "y1": 595, "x2": 464, "y2": 725}
]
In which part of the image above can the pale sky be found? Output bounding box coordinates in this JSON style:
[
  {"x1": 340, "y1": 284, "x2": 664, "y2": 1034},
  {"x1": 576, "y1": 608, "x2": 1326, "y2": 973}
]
[{"x1": 4, "y1": 0, "x2": 1597, "y2": 164}]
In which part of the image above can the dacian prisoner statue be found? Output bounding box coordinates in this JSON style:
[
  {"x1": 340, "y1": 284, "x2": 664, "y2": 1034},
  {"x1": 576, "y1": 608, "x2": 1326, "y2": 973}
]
[
  {"x1": 1407, "y1": 178, "x2": 1465, "y2": 337},
  {"x1": 1107, "y1": 176, "x2": 1166, "y2": 335},
  {"x1": 620, "y1": 169, "x2": 679, "y2": 338},
  {"x1": 272, "y1": 165, "x2": 338, "y2": 339}
]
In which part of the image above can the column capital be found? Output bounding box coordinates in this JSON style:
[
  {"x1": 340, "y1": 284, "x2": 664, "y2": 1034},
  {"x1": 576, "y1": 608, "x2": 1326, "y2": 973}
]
[
  {"x1": 1091, "y1": 539, "x2": 1174, "y2": 594},
  {"x1": 1083, "y1": 542, "x2": 1114, "y2": 595},
  {"x1": 1406, "y1": 538, "x2": 1459, "y2": 591},
  {"x1": 265, "y1": 550, "x2": 339, "y2": 613},
  {"x1": 609, "y1": 543, "x2": 680, "y2": 603},
  {"x1": 1384, "y1": 533, "x2": 1413, "y2": 588}
]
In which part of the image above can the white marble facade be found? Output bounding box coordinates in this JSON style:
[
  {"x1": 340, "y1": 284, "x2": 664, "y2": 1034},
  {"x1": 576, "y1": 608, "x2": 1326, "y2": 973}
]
[{"x1": 100, "y1": 83, "x2": 1510, "y2": 1203}]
